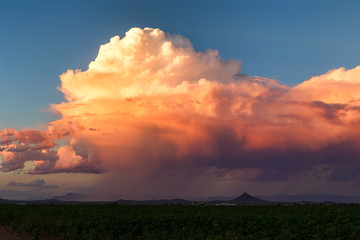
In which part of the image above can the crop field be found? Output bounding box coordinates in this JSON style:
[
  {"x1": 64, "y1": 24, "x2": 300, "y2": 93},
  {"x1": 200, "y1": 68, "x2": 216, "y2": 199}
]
[{"x1": 0, "y1": 204, "x2": 360, "y2": 239}]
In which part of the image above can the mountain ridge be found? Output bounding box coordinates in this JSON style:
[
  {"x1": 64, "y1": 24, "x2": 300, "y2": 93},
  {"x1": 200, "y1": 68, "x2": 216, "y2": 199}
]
[
  {"x1": 0, "y1": 192, "x2": 359, "y2": 205},
  {"x1": 258, "y1": 193, "x2": 360, "y2": 203}
]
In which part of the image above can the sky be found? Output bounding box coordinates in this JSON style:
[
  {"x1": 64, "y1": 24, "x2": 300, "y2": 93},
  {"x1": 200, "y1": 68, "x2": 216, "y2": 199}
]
[{"x1": 1, "y1": 0, "x2": 360, "y2": 200}]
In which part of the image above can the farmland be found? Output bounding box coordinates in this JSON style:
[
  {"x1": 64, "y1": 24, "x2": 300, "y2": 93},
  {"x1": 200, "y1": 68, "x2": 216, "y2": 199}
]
[{"x1": 0, "y1": 204, "x2": 360, "y2": 239}]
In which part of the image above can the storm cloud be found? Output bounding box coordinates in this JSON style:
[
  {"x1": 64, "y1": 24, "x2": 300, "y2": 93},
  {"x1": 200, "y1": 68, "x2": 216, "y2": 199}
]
[{"x1": 1, "y1": 27, "x2": 360, "y2": 186}]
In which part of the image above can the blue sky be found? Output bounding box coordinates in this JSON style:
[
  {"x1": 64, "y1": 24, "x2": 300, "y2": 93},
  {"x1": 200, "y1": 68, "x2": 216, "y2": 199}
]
[{"x1": 1, "y1": 0, "x2": 360, "y2": 129}]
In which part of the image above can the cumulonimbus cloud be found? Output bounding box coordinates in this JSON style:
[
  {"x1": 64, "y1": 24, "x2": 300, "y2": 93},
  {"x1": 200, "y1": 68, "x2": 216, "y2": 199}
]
[{"x1": 1, "y1": 27, "x2": 360, "y2": 183}]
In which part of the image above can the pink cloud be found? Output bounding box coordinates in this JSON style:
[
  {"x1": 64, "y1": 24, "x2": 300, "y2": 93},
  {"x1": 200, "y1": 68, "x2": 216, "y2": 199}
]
[{"x1": 1, "y1": 27, "x2": 360, "y2": 185}]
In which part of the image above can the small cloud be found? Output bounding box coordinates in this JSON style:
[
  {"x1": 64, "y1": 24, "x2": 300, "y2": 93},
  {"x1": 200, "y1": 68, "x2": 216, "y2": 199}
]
[{"x1": 7, "y1": 178, "x2": 58, "y2": 189}]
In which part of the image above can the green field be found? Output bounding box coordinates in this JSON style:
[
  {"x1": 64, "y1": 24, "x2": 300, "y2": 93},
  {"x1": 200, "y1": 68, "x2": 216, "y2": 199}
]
[{"x1": 0, "y1": 204, "x2": 360, "y2": 239}]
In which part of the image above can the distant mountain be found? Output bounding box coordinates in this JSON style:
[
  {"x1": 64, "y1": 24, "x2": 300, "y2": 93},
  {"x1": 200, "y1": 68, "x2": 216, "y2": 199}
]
[
  {"x1": 1, "y1": 192, "x2": 358, "y2": 205},
  {"x1": 115, "y1": 193, "x2": 274, "y2": 205},
  {"x1": 258, "y1": 194, "x2": 360, "y2": 203},
  {"x1": 0, "y1": 197, "x2": 62, "y2": 204},
  {"x1": 228, "y1": 192, "x2": 274, "y2": 205},
  {"x1": 0, "y1": 198, "x2": 17, "y2": 204},
  {"x1": 52, "y1": 193, "x2": 89, "y2": 201}
]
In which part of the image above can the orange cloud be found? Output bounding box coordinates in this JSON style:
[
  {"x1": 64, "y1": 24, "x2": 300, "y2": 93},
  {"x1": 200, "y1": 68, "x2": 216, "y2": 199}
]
[{"x1": 1, "y1": 27, "x2": 360, "y2": 183}]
